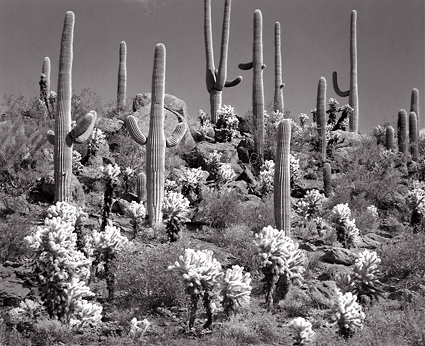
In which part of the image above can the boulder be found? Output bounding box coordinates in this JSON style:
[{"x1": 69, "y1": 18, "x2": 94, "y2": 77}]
[
  {"x1": 132, "y1": 93, "x2": 196, "y2": 150},
  {"x1": 320, "y1": 247, "x2": 356, "y2": 266}
]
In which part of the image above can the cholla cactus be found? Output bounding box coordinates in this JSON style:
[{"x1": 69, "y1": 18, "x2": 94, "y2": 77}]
[
  {"x1": 47, "y1": 201, "x2": 87, "y2": 227},
  {"x1": 218, "y1": 163, "x2": 236, "y2": 184},
  {"x1": 198, "y1": 109, "x2": 214, "y2": 140},
  {"x1": 164, "y1": 178, "x2": 179, "y2": 192},
  {"x1": 215, "y1": 104, "x2": 240, "y2": 142},
  {"x1": 72, "y1": 150, "x2": 84, "y2": 175},
  {"x1": 122, "y1": 167, "x2": 135, "y2": 193},
  {"x1": 351, "y1": 250, "x2": 384, "y2": 303},
  {"x1": 126, "y1": 201, "x2": 146, "y2": 239},
  {"x1": 254, "y1": 226, "x2": 305, "y2": 310},
  {"x1": 290, "y1": 153, "x2": 300, "y2": 184},
  {"x1": 219, "y1": 265, "x2": 252, "y2": 316},
  {"x1": 265, "y1": 110, "x2": 285, "y2": 129},
  {"x1": 329, "y1": 289, "x2": 365, "y2": 339},
  {"x1": 168, "y1": 249, "x2": 223, "y2": 329},
  {"x1": 129, "y1": 317, "x2": 151, "y2": 339},
  {"x1": 289, "y1": 317, "x2": 315, "y2": 345},
  {"x1": 177, "y1": 166, "x2": 207, "y2": 205},
  {"x1": 407, "y1": 180, "x2": 425, "y2": 231},
  {"x1": 24, "y1": 217, "x2": 94, "y2": 323},
  {"x1": 366, "y1": 205, "x2": 378, "y2": 220},
  {"x1": 298, "y1": 113, "x2": 309, "y2": 128},
  {"x1": 100, "y1": 164, "x2": 121, "y2": 232},
  {"x1": 87, "y1": 128, "x2": 106, "y2": 156},
  {"x1": 8, "y1": 299, "x2": 43, "y2": 323},
  {"x1": 327, "y1": 98, "x2": 339, "y2": 127},
  {"x1": 259, "y1": 160, "x2": 275, "y2": 194},
  {"x1": 331, "y1": 203, "x2": 359, "y2": 248},
  {"x1": 162, "y1": 191, "x2": 191, "y2": 242},
  {"x1": 295, "y1": 189, "x2": 325, "y2": 225}
]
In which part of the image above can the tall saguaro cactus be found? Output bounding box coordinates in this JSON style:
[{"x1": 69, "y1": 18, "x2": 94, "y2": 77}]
[
  {"x1": 410, "y1": 88, "x2": 419, "y2": 136},
  {"x1": 332, "y1": 10, "x2": 359, "y2": 133},
  {"x1": 117, "y1": 41, "x2": 127, "y2": 113},
  {"x1": 316, "y1": 77, "x2": 327, "y2": 160},
  {"x1": 40, "y1": 57, "x2": 51, "y2": 113},
  {"x1": 41, "y1": 57, "x2": 51, "y2": 96},
  {"x1": 274, "y1": 22, "x2": 284, "y2": 113},
  {"x1": 385, "y1": 126, "x2": 395, "y2": 150},
  {"x1": 126, "y1": 44, "x2": 187, "y2": 226},
  {"x1": 48, "y1": 12, "x2": 97, "y2": 202},
  {"x1": 409, "y1": 111, "x2": 419, "y2": 161},
  {"x1": 204, "y1": 0, "x2": 242, "y2": 123},
  {"x1": 274, "y1": 119, "x2": 291, "y2": 237},
  {"x1": 397, "y1": 109, "x2": 408, "y2": 160},
  {"x1": 239, "y1": 9, "x2": 265, "y2": 162}
]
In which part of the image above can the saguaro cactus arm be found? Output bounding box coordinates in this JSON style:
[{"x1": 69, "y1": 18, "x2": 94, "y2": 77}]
[
  {"x1": 126, "y1": 115, "x2": 147, "y2": 145},
  {"x1": 332, "y1": 71, "x2": 349, "y2": 97},
  {"x1": 117, "y1": 41, "x2": 127, "y2": 112},
  {"x1": 316, "y1": 77, "x2": 327, "y2": 159},
  {"x1": 71, "y1": 111, "x2": 97, "y2": 144},
  {"x1": 166, "y1": 123, "x2": 187, "y2": 148},
  {"x1": 274, "y1": 22, "x2": 284, "y2": 113}
]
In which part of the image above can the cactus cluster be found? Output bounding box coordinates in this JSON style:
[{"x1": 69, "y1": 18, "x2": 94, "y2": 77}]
[
  {"x1": 254, "y1": 226, "x2": 305, "y2": 310},
  {"x1": 162, "y1": 190, "x2": 191, "y2": 242},
  {"x1": 289, "y1": 317, "x2": 316, "y2": 345},
  {"x1": 331, "y1": 203, "x2": 359, "y2": 248}
]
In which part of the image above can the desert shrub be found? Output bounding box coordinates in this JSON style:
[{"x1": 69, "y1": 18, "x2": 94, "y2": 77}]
[
  {"x1": 115, "y1": 242, "x2": 187, "y2": 311},
  {"x1": 197, "y1": 188, "x2": 242, "y2": 230},
  {"x1": 236, "y1": 194, "x2": 275, "y2": 234},
  {"x1": 380, "y1": 232, "x2": 425, "y2": 288}
]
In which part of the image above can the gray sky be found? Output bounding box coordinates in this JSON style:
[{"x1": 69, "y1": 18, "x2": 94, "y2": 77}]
[{"x1": 0, "y1": 0, "x2": 423, "y2": 132}]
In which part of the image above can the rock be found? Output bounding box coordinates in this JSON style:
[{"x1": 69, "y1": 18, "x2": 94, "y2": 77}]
[
  {"x1": 236, "y1": 165, "x2": 258, "y2": 188},
  {"x1": 359, "y1": 233, "x2": 388, "y2": 249},
  {"x1": 380, "y1": 216, "x2": 405, "y2": 235},
  {"x1": 195, "y1": 141, "x2": 243, "y2": 176},
  {"x1": 321, "y1": 247, "x2": 356, "y2": 266},
  {"x1": 299, "y1": 242, "x2": 317, "y2": 252},
  {"x1": 96, "y1": 117, "x2": 124, "y2": 134},
  {"x1": 309, "y1": 280, "x2": 338, "y2": 309},
  {"x1": 237, "y1": 138, "x2": 254, "y2": 163},
  {"x1": 0, "y1": 266, "x2": 31, "y2": 306},
  {"x1": 228, "y1": 180, "x2": 248, "y2": 195},
  {"x1": 132, "y1": 93, "x2": 196, "y2": 150}
]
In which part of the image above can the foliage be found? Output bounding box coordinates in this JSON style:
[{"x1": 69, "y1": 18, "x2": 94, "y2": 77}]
[{"x1": 214, "y1": 105, "x2": 240, "y2": 142}]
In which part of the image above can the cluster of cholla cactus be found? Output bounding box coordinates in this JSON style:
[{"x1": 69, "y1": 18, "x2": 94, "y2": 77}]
[
  {"x1": 254, "y1": 226, "x2": 305, "y2": 310},
  {"x1": 289, "y1": 317, "x2": 316, "y2": 345},
  {"x1": 331, "y1": 203, "x2": 359, "y2": 248},
  {"x1": 259, "y1": 160, "x2": 275, "y2": 194},
  {"x1": 335, "y1": 249, "x2": 384, "y2": 306},
  {"x1": 197, "y1": 109, "x2": 215, "y2": 142},
  {"x1": 328, "y1": 288, "x2": 365, "y2": 339},
  {"x1": 206, "y1": 150, "x2": 236, "y2": 187},
  {"x1": 84, "y1": 223, "x2": 129, "y2": 301},
  {"x1": 126, "y1": 200, "x2": 146, "y2": 239},
  {"x1": 25, "y1": 207, "x2": 102, "y2": 328},
  {"x1": 406, "y1": 180, "x2": 425, "y2": 231},
  {"x1": 99, "y1": 163, "x2": 121, "y2": 232},
  {"x1": 122, "y1": 167, "x2": 135, "y2": 193},
  {"x1": 85, "y1": 128, "x2": 106, "y2": 163},
  {"x1": 162, "y1": 191, "x2": 191, "y2": 242},
  {"x1": 294, "y1": 189, "x2": 326, "y2": 227},
  {"x1": 214, "y1": 104, "x2": 240, "y2": 142},
  {"x1": 168, "y1": 249, "x2": 251, "y2": 329},
  {"x1": 177, "y1": 166, "x2": 208, "y2": 205},
  {"x1": 129, "y1": 317, "x2": 151, "y2": 341},
  {"x1": 72, "y1": 150, "x2": 84, "y2": 175},
  {"x1": 298, "y1": 113, "x2": 309, "y2": 128}
]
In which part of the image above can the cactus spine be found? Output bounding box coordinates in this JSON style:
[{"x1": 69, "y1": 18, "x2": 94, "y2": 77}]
[
  {"x1": 126, "y1": 44, "x2": 186, "y2": 227},
  {"x1": 50, "y1": 12, "x2": 97, "y2": 202},
  {"x1": 332, "y1": 10, "x2": 359, "y2": 133},
  {"x1": 410, "y1": 88, "x2": 419, "y2": 137},
  {"x1": 273, "y1": 22, "x2": 284, "y2": 113},
  {"x1": 397, "y1": 109, "x2": 408, "y2": 159},
  {"x1": 117, "y1": 41, "x2": 127, "y2": 113},
  {"x1": 204, "y1": 0, "x2": 242, "y2": 123},
  {"x1": 316, "y1": 77, "x2": 327, "y2": 160},
  {"x1": 239, "y1": 9, "x2": 265, "y2": 162},
  {"x1": 409, "y1": 111, "x2": 419, "y2": 161},
  {"x1": 274, "y1": 119, "x2": 291, "y2": 237},
  {"x1": 385, "y1": 126, "x2": 395, "y2": 150},
  {"x1": 323, "y1": 162, "x2": 332, "y2": 198}
]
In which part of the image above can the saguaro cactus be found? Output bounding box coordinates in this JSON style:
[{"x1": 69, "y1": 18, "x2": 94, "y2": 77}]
[
  {"x1": 117, "y1": 41, "x2": 127, "y2": 113},
  {"x1": 239, "y1": 9, "x2": 265, "y2": 162},
  {"x1": 274, "y1": 119, "x2": 291, "y2": 237},
  {"x1": 137, "y1": 172, "x2": 147, "y2": 203},
  {"x1": 397, "y1": 109, "x2": 408, "y2": 159},
  {"x1": 385, "y1": 126, "x2": 394, "y2": 150},
  {"x1": 410, "y1": 88, "x2": 419, "y2": 136},
  {"x1": 409, "y1": 111, "x2": 419, "y2": 161},
  {"x1": 332, "y1": 10, "x2": 359, "y2": 133},
  {"x1": 40, "y1": 57, "x2": 51, "y2": 113},
  {"x1": 48, "y1": 12, "x2": 97, "y2": 202},
  {"x1": 274, "y1": 22, "x2": 284, "y2": 113},
  {"x1": 204, "y1": 0, "x2": 242, "y2": 123},
  {"x1": 126, "y1": 44, "x2": 186, "y2": 226},
  {"x1": 323, "y1": 162, "x2": 332, "y2": 198},
  {"x1": 316, "y1": 77, "x2": 327, "y2": 160}
]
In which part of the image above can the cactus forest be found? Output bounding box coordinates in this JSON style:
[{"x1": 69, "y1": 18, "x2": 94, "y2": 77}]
[{"x1": 0, "y1": 1, "x2": 424, "y2": 346}]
